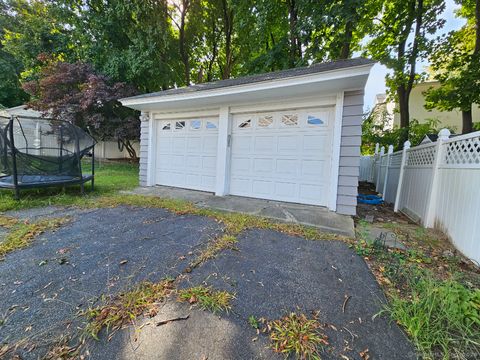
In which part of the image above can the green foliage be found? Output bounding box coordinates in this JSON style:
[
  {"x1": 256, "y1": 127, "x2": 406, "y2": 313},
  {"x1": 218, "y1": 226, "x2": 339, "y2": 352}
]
[
  {"x1": 178, "y1": 286, "x2": 234, "y2": 313},
  {"x1": 362, "y1": 110, "x2": 444, "y2": 154},
  {"x1": 382, "y1": 270, "x2": 480, "y2": 359},
  {"x1": 84, "y1": 280, "x2": 174, "y2": 340},
  {"x1": 366, "y1": 0, "x2": 446, "y2": 144},
  {"x1": 424, "y1": 0, "x2": 480, "y2": 131},
  {"x1": 0, "y1": 216, "x2": 69, "y2": 259},
  {"x1": 269, "y1": 312, "x2": 328, "y2": 360}
]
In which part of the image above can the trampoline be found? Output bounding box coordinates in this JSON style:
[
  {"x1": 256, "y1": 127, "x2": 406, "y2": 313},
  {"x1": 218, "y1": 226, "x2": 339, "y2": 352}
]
[{"x1": 0, "y1": 113, "x2": 96, "y2": 199}]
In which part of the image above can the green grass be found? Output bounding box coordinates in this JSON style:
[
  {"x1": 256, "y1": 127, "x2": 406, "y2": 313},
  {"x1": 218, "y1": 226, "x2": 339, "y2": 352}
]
[
  {"x1": 0, "y1": 216, "x2": 70, "y2": 259},
  {"x1": 268, "y1": 312, "x2": 329, "y2": 360},
  {"x1": 380, "y1": 269, "x2": 480, "y2": 360},
  {"x1": 177, "y1": 286, "x2": 234, "y2": 313},
  {"x1": 0, "y1": 161, "x2": 139, "y2": 212},
  {"x1": 83, "y1": 279, "x2": 174, "y2": 340}
]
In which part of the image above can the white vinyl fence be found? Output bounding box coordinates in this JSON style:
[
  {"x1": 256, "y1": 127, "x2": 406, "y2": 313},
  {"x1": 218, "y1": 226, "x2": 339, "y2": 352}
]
[{"x1": 362, "y1": 129, "x2": 480, "y2": 265}]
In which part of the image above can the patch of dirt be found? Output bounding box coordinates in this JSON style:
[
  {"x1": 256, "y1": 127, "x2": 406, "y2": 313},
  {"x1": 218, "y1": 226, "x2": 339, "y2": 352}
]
[{"x1": 356, "y1": 182, "x2": 411, "y2": 224}]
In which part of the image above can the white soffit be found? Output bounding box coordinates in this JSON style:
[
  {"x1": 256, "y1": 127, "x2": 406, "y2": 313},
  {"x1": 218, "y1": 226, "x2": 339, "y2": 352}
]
[{"x1": 121, "y1": 65, "x2": 372, "y2": 112}]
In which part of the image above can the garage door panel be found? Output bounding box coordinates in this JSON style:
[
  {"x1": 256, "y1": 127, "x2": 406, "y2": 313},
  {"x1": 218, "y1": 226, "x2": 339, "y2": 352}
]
[
  {"x1": 232, "y1": 136, "x2": 252, "y2": 152},
  {"x1": 303, "y1": 134, "x2": 328, "y2": 151},
  {"x1": 301, "y1": 160, "x2": 326, "y2": 178},
  {"x1": 203, "y1": 136, "x2": 218, "y2": 153},
  {"x1": 299, "y1": 184, "x2": 324, "y2": 202},
  {"x1": 230, "y1": 178, "x2": 251, "y2": 195},
  {"x1": 202, "y1": 156, "x2": 217, "y2": 170},
  {"x1": 276, "y1": 159, "x2": 298, "y2": 176},
  {"x1": 252, "y1": 180, "x2": 273, "y2": 195},
  {"x1": 155, "y1": 117, "x2": 218, "y2": 192},
  {"x1": 171, "y1": 155, "x2": 185, "y2": 169},
  {"x1": 254, "y1": 158, "x2": 274, "y2": 173},
  {"x1": 254, "y1": 136, "x2": 276, "y2": 153},
  {"x1": 157, "y1": 138, "x2": 171, "y2": 153},
  {"x1": 231, "y1": 157, "x2": 250, "y2": 173},
  {"x1": 230, "y1": 107, "x2": 334, "y2": 206},
  {"x1": 187, "y1": 137, "x2": 202, "y2": 152},
  {"x1": 274, "y1": 182, "x2": 297, "y2": 198},
  {"x1": 277, "y1": 136, "x2": 299, "y2": 152},
  {"x1": 186, "y1": 155, "x2": 201, "y2": 168},
  {"x1": 172, "y1": 137, "x2": 186, "y2": 151}
]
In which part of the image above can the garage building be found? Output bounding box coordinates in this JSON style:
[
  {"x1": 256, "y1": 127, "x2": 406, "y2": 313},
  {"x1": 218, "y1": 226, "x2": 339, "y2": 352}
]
[{"x1": 121, "y1": 58, "x2": 374, "y2": 215}]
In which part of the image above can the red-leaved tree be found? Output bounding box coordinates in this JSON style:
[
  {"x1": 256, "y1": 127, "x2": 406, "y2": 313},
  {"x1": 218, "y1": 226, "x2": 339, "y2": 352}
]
[{"x1": 23, "y1": 57, "x2": 140, "y2": 159}]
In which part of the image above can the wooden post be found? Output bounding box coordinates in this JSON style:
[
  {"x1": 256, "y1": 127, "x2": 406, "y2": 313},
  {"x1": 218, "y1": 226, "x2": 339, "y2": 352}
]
[
  {"x1": 424, "y1": 128, "x2": 450, "y2": 227},
  {"x1": 394, "y1": 140, "x2": 411, "y2": 212}
]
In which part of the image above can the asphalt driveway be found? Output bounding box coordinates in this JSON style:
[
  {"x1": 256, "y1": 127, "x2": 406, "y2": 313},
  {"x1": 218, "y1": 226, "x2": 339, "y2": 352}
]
[{"x1": 0, "y1": 206, "x2": 416, "y2": 359}]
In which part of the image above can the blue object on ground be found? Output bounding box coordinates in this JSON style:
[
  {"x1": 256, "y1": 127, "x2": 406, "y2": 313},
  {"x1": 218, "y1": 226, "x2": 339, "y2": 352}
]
[{"x1": 357, "y1": 194, "x2": 384, "y2": 205}]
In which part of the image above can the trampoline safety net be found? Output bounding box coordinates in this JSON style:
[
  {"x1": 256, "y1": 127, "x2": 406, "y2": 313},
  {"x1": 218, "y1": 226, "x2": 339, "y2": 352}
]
[{"x1": 0, "y1": 113, "x2": 96, "y2": 195}]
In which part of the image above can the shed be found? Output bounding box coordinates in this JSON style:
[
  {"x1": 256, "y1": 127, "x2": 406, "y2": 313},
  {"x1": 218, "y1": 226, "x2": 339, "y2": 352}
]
[{"x1": 121, "y1": 58, "x2": 375, "y2": 215}]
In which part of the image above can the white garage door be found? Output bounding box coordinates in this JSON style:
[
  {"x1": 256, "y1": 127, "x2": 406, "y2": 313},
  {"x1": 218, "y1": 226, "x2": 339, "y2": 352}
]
[
  {"x1": 155, "y1": 117, "x2": 218, "y2": 192},
  {"x1": 230, "y1": 108, "x2": 334, "y2": 206}
]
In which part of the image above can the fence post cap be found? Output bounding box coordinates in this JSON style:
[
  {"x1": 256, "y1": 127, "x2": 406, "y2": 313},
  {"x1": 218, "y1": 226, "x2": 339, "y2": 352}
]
[
  {"x1": 404, "y1": 140, "x2": 411, "y2": 149},
  {"x1": 388, "y1": 145, "x2": 394, "y2": 153},
  {"x1": 380, "y1": 146, "x2": 385, "y2": 155},
  {"x1": 438, "y1": 128, "x2": 451, "y2": 141}
]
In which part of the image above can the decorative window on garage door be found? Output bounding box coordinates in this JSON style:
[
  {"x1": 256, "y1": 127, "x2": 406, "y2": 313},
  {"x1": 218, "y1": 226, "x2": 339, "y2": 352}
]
[
  {"x1": 307, "y1": 115, "x2": 325, "y2": 126},
  {"x1": 175, "y1": 121, "x2": 185, "y2": 130},
  {"x1": 161, "y1": 121, "x2": 171, "y2": 130},
  {"x1": 281, "y1": 114, "x2": 298, "y2": 126},
  {"x1": 206, "y1": 120, "x2": 218, "y2": 129},
  {"x1": 190, "y1": 120, "x2": 202, "y2": 130},
  {"x1": 258, "y1": 115, "x2": 273, "y2": 128},
  {"x1": 237, "y1": 118, "x2": 252, "y2": 129}
]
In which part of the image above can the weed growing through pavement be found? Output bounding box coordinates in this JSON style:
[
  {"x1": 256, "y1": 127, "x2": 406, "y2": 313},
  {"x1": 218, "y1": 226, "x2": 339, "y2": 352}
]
[{"x1": 177, "y1": 286, "x2": 234, "y2": 314}]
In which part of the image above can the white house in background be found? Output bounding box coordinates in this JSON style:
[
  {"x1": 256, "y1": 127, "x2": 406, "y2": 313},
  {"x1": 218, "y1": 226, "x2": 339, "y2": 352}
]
[
  {"x1": 5, "y1": 105, "x2": 139, "y2": 160},
  {"x1": 120, "y1": 58, "x2": 375, "y2": 215},
  {"x1": 392, "y1": 80, "x2": 480, "y2": 131},
  {"x1": 369, "y1": 93, "x2": 395, "y2": 130}
]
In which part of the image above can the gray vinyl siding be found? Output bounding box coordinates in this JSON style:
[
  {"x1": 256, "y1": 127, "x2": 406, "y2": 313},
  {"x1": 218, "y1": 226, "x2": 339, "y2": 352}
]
[
  {"x1": 139, "y1": 113, "x2": 149, "y2": 186},
  {"x1": 337, "y1": 90, "x2": 364, "y2": 216}
]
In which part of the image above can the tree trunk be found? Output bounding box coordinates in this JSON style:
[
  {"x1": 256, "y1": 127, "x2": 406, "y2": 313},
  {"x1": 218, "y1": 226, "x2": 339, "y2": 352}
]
[
  {"x1": 221, "y1": 0, "x2": 234, "y2": 79},
  {"x1": 287, "y1": 0, "x2": 301, "y2": 66},
  {"x1": 179, "y1": 12, "x2": 190, "y2": 85},
  {"x1": 339, "y1": 20, "x2": 353, "y2": 59},
  {"x1": 397, "y1": 85, "x2": 410, "y2": 148},
  {"x1": 462, "y1": 108, "x2": 473, "y2": 134}
]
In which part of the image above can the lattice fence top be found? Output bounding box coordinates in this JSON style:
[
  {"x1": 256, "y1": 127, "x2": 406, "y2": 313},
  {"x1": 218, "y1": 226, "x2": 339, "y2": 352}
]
[
  {"x1": 407, "y1": 145, "x2": 436, "y2": 167},
  {"x1": 390, "y1": 152, "x2": 403, "y2": 167},
  {"x1": 443, "y1": 134, "x2": 480, "y2": 166}
]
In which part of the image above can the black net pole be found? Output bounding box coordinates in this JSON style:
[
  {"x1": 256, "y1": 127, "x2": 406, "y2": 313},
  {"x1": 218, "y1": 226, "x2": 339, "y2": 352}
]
[
  {"x1": 74, "y1": 128, "x2": 84, "y2": 195},
  {"x1": 8, "y1": 117, "x2": 20, "y2": 200},
  {"x1": 91, "y1": 146, "x2": 95, "y2": 191}
]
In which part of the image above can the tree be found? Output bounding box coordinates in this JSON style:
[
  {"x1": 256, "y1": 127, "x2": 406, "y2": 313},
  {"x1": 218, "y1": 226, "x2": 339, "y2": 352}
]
[
  {"x1": 0, "y1": 1, "x2": 28, "y2": 107},
  {"x1": 63, "y1": 0, "x2": 177, "y2": 92},
  {"x1": 424, "y1": 0, "x2": 480, "y2": 134},
  {"x1": 1, "y1": 0, "x2": 75, "y2": 81},
  {"x1": 367, "y1": 0, "x2": 446, "y2": 147},
  {"x1": 23, "y1": 60, "x2": 141, "y2": 159}
]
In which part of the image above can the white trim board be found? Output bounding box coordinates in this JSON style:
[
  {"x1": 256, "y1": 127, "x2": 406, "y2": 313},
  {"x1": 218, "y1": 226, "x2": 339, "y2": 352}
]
[{"x1": 121, "y1": 65, "x2": 372, "y2": 107}]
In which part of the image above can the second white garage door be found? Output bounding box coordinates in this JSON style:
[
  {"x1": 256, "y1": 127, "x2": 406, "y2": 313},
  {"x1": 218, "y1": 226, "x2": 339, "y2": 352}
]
[
  {"x1": 155, "y1": 117, "x2": 218, "y2": 191},
  {"x1": 230, "y1": 108, "x2": 334, "y2": 206}
]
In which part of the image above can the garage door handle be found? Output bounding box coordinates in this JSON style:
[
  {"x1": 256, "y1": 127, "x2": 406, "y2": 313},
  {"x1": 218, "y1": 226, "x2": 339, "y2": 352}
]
[{"x1": 227, "y1": 134, "x2": 232, "y2": 147}]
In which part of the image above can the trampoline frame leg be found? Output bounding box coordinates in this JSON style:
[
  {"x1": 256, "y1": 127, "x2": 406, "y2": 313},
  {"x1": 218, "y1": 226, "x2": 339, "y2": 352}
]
[
  {"x1": 14, "y1": 188, "x2": 20, "y2": 200},
  {"x1": 80, "y1": 182, "x2": 85, "y2": 195}
]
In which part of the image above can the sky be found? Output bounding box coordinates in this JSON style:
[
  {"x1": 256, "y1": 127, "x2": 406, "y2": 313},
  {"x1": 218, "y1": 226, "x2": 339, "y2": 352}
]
[{"x1": 363, "y1": 0, "x2": 467, "y2": 111}]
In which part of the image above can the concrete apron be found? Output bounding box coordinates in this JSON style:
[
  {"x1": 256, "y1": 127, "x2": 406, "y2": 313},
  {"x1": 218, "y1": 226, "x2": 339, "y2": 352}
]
[{"x1": 125, "y1": 186, "x2": 355, "y2": 237}]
